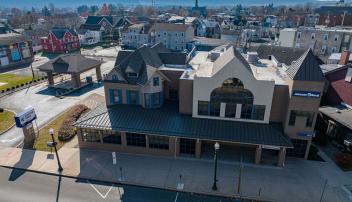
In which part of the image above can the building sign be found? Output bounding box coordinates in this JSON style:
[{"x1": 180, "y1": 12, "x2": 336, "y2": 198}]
[
  {"x1": 262, "y1": 145, "x2": 280, "y2": 150},
  {"x1": 297, "y1": 131, "x2": 315, "y2": 137},
  {"x1": 14, "y1": 107, "x2": 37, "y2": 128},
  {"x1": 292, "y1": 90, "x2": 320, "y2": 98}
]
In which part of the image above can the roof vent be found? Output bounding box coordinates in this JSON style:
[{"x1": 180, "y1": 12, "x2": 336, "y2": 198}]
[
  {"x1": 247, "y1": 52, "x2": 258, "y2": 64},
  {"x1": 209, "y1": 50, "x2": 222, "y2": 62}
]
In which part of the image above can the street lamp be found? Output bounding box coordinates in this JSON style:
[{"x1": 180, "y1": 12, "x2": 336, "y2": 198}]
[
  {"x1": 49, "y1": 128, "x2": 63, "y2": 172},
  {"x1": 212, "y1": 142, "x2": 220, "y2": 191}
]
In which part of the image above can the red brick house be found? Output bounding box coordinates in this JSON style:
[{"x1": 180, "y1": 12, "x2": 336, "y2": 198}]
[{"x1": 41, "y1": 27, "x2": 80, "y2": 54}]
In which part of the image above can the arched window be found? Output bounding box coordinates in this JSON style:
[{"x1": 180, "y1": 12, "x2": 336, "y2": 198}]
[{"x1": 210, "y1": 78, "x2": 253, "y2": 104}]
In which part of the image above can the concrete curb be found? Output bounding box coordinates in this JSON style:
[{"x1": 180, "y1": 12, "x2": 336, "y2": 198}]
[
  {"x1": 0, "y1": 165, "x2": 271, "y2": 202},
  {"x1": 0, "y1": 123, "x2": 15, "y2": 136}
]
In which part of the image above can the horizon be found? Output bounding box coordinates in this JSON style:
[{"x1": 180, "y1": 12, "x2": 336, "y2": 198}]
[{"x1": 0, "y1": 0, "x2": 345, "y2": 9}]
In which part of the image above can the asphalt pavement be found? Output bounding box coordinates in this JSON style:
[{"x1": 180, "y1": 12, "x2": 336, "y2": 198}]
[{"x1": 0, "y1": 167, "x2": 240, "y2": 202}]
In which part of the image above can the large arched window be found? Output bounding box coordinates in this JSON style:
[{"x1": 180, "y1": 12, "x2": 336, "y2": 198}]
[{"x1": 210, "y1": 78, "x2": 253, "y2": 104}]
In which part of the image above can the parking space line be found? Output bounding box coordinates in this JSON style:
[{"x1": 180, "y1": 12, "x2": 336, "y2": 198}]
[
  {"x1": 87, "y1": 180, "x2": 114, "y2": 199},
  {"x1": 174, "y1": 192, "x2": 179, "y2": 202}
]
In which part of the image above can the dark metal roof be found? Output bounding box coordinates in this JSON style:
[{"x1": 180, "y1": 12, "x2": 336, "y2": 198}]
[
  {"x1": 286, "y1": 49, "x2": 325, "y2": 81},
  {"x1": 158, "y1": 52, "x2": 187, "y2": 65},
  {"x1": 37, "y1": 54, "x2": 102, "y2": 73},
  {"x1": 51, "y1": 28, "x2": 78, "y2": 39},
  {"x1": 74, "y1": 104, "x2": 293, "y2": 147},
  {"x1": 85, "y1": 16, "x2": 114, "y2": 26},
  {"x1": 253, "y1": 45, "x2": 306, "y2": 65},
  {"x1": 319, "y1": 105, "x2": 352, "y2": 130}
]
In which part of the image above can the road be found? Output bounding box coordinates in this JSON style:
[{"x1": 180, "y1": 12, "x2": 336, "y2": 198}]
[{"x1": 0, "y1": 167, "x2": 240, "y2": 202}]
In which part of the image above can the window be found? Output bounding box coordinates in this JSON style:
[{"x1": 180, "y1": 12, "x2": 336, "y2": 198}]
[
  {"x1": 126, "y1": 133, "x2": 146, "y2": 147},
  {"x1": 334, "y1": 35, "x2": 339, "y2": 41},
  {"x1": 225, "y1": 103, "x2": 237, "y2": 118},
  {"x1": 240, "y1": 105, "x2": 265, "y2": 120},
  {"x1": 181, "y1": 33, "x2": 184, "y2": 36},
  {"x1": 311, "y1": 33, "x2": 315, "y2": 39},
  {"x1": 180, "y1": 138, "x2": 196, "y2": 155},
  {"x1": 209, "y1": 101, "x2": 220, "y2": 116},
  {"x1": 102, "y1": 131, "x2": 121, "y2": 144},
  {"x1": 149, "y1": 135, "x2": 169, "y2": 150},
  {"x1": 198, "y1": 101, "x2": 209, "y2": 115},
  {"x1": 321, "y1": 45, "x2": 327, "y2": 54},
  {"x1": 144, "y1": 92, "x2": 163, "y2": 108},
  {"x1": 323, "y1": 34, "x2": 328, "y2": 41},
  {"x1": 112, "y1": 75, "x2": 118, "y2": 81},
  {"x1": 127, "y1": 90, "x2": 139, "y2": 105},
  {"x1": 331, "y1": 47, "x2": 337, "y2": 53},
  {"x1": 288, "y1": 110, "x2": 315, "y2": 127},
  {"x1": 153, "y1": 77, "x2": 159, "y2": 86},
  {"x1": 109, "y1": 89, "x2": 122, "y2": 104},
  {"x1": 345, "y1": 35, "x2": 350, "y2": 43},
  {"x1": 297, "y1": 32, "x2": 301, "y2": 39},
  {"x1": 128, "y1": 72, "x2": 138, "y2": 78},
  {"x1": 81, "y1": 128, "x2": 101, "y2": 143}
]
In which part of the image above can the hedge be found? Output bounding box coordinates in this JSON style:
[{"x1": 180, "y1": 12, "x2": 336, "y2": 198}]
[{"x1": 58, "y1": 105, "x2": 88, "y2": 141}]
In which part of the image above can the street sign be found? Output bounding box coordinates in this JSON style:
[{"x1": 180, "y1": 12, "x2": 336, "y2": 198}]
[
  {"x1": 14, "y1": 106, "x2": 37, "y2": 128},
  {"x1": 292, "y1": 90, "x2": 320, "y2": 98}
]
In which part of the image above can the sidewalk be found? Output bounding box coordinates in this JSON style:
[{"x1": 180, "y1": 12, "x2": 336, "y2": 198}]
[{"x1": 0, "y1": 146, "x2": 351, "y2": 202}]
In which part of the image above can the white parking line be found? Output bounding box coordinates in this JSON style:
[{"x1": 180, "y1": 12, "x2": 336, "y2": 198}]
[
  {"x1": 174, "y1": 192, "x2": 179, "y2": 202},
  {"x1": 87, "y1": 180, "x2": 115, "y2": 199}
]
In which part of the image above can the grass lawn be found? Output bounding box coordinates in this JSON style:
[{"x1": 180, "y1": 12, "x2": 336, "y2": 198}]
[
  {"x1": 0, "y1": 110, "x2": 15, "y2": 134},
  {"x1": 0, "y1": 73, "x2": 38, "y2": 91},
  {"x1": 33, "y1": 108, "x2": 75, "y2": 152}
]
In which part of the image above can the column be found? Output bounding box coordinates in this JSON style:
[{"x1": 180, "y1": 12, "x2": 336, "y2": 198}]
[
  {"x1": 96, "y1": 66, "x2": 102, "y2": 81},
  {"x1": 47, "y1": 71, "x2": 54, "y2": 85},
  {"x1": 121, "y1": 132, "x2": 127, "y2": 146},
  {"x1": 195, "y1": 139, "x2": 202, "y2": 158},
  {"x1": 174, "y1": 137, "x2": 180, "y2": 157},
  {"x1": 255, "y1": 145, "x2": 262, "y2": 165},
  {"x1": 71, "y1": 73, "x2": 81, "y2": 88},
  {"x1": 277, "y1": 147, "x2": 287, "y2": 167},
  {"x1": 304, "y1": 140, "x2": 312, "y2": 160}
]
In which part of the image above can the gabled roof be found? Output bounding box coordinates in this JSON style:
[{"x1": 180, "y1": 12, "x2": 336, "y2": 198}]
[
  {"x1": 253, "y1": 45, "x2": 306, "y2": 65},
  {"x1": 37, "y1": 54, "x2": 102, "y2": 73},
  {"x1": 151, "y1": 23, "x2": 190, "y2": 32},
  {"x1": 286, "y1": 49, "x2": 325, "y2": 81},
  {"x1": 84, "y1": 16, "x2": 114, "y2": 26},
  {"x1": 51, "y1": 27, "x2": 78, "y2": 39}
]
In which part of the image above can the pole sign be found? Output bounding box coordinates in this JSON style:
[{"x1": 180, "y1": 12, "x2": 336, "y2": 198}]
[
  {"x1": 14, "y1": 107, "x2": 37, "y2": 128},
  {"x1": 292, "y1": 90, "x2": 320, "y2": 98}
]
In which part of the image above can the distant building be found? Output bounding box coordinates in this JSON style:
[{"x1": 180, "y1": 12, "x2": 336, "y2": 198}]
[
  {"x1": 0, "y1": 33, "x2": 34, "y2": 69},
  {"x1": 278, "y1": 27, "x2": 352, "y2": 59},
  {"x1": 121, "y1": 23, "x2": 153, "y2": 49},
  {"x1": 41, "y1": 27, "x2": 80, "y2": 54},
  {"x1": 304, "y1": 14, "x2": 320, "y2": 27},
  {"x1": 194, "y1": 19, "x2": 221, "y2": 38},
  {"x1": 190, "y1": 0, "x2": 207, "y2": 17},
  {"x1": 22, "y1": 29, "x2": 49, "y2": 54}
]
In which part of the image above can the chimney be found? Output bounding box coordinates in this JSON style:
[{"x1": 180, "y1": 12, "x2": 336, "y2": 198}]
[{"x1": 339, "y1": 50, "x2": 350, "y2": 65}]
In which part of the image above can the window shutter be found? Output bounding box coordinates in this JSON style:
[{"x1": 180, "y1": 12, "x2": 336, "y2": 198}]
[
  {"x1": 109, "y1": 89, "x2": 115, "y2": 104},
  {"x1": 136, "y1": 92, "x2": 140, "y2": 105},
  {"x1": 118, "y1": 89, "x2": 123, "y2": 104},
  {"x1": 126, "y1": 90, "x2": 130, "y2": 104}
]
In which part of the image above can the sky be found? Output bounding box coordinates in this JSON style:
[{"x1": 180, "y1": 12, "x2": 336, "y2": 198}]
[{"x1": 0, "y1": 0, "x2": 335, "y2": 9}]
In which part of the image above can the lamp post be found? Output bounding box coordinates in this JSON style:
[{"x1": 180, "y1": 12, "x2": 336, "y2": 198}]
[
  {"x1": 49, "y1": 128, "x2": 63, "y2": 172},
  {"x1": 212, "y1": 142, "x2": 220, "y2": 191}
]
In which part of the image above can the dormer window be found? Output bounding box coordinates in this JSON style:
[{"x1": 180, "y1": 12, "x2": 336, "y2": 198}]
[
  {"x1": 153, "y1": 77, "x2": 159, "y2": 86},
  {"x1": 128, "y1": 72, "x2": 138, "y2": 78},
  {"x1": 112, "y1": 75, "x2": 118, "y2": 81}
]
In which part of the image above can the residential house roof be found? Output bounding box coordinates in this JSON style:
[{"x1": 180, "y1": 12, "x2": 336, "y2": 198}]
[
  {"x1": 37, "y1": 54, "x2": 102, "y2": 73},
  {"x1": 74, "y1": 103, "x2": 293, "y2": 148},
  {"x1": 0, "y1": 33, "x2": 28, "y2": 45},
  {"x1": 84, "y1": 16, "x2": 114, "y2": 26},
  {"x1": 151, "y1": 23, "x2": 190, "y2": 32},
  {"x1": 286, "y1": 49, "x2": 325, "y2": 81},
  {"x1": 51, "y1": 27, "x2": 78, "y2": 39}
]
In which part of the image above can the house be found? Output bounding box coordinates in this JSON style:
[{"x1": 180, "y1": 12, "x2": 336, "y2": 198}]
[
  {"x1": 318, "y1": 50, "x2": 352, "y2": 152},
  {"x1": 194, "y1": 19, "x2": 221, "y2": 38},
  {"x1": 22, "y1": 29, "x2": 49, "y2": 54},
  {"x1": 121, "y1": 23, "x2": 153, "y2": 49},
  {"x1": 41, "y1": 27, "x2": 80, "y2": 54},
  {"x1": 278, "y1": 27, "x2": 352, "y2": 60},
  {"x1": 0, "y1": 33, "x2": 34, "y2": 69},
  {"x1": 74, "y1": 44, "x2": 326, "y2": 167},
  {"x1": 220, "y1": 29, "x2": 239, "y2": 44},
  {"x1": 79, "y1": 16, "x2": 132, "y2": 45},
  {"x1": 150, "y1": 23, "x2": 194, "y2": 51}
]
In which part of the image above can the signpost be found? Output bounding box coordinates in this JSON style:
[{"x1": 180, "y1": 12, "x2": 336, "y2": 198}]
[{"x1": 14, "y1": 106, "x2": 37, "y2": 128}]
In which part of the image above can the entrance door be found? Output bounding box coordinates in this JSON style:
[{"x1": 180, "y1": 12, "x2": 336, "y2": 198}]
[{"x1": 144, "y1": 93, "x2": 151, "y2": 108}]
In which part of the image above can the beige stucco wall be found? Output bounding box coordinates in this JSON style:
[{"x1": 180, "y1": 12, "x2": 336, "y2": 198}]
[
  {"x1": 284, "y1": 80, "x2": 325, "y2": 139},
  {"x1": 192, "y1": 57, "x2": 275, "y2": 124},
  {"x1": 179, "y1": 78, "x2": 193, "y2": 115},
  {"x1": 270, "y1": 85, "x2": 290, "y2": 123}
]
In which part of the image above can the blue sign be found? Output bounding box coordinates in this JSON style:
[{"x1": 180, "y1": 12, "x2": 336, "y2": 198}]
[
  {"x1": 292, "y1": 91, "x2": 320, "y2": 98},
  {"x1": 14, "y1": 107, "x2": 37, "y2": 128},
  {"x1": 297, "y1": 131, "x2": 315, "y2": 137}
]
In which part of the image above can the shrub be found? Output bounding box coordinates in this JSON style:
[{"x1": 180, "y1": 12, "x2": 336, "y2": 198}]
[
  {"x1": 16, "y1": 85, "x2": 19, "y2": 88},
  {"x1": 1, "y1": 90, "x2": 4, "y2": 93},
  {"x1": 20, "y1": 84, "x2": 24, "y2": 87},
  {"x1": 335, "y1": 153, "x2": 352, "y2": 168},
  {"x1": 11, "y1": 87, "x2": 15, "y2": 90},
  {"x1": 6, "y1": 88, "x2": 10, "y2": 91},
  {"x1": 58, "y1": 105, "x2": 88, "y2": 141}
]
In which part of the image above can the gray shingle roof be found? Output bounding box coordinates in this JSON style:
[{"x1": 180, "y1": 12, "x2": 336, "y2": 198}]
[
  {"x1": 37, "y1": 54, "x2": 102, "y2": 73},
  {"x1": 151, "y1": 23, "x2": 190, "y2": 32},
  {"x1": 74, "y1": 104, "x2": 293, "y2": 147},
  {"x1": 286, "y1": 49, "x2": 325, "y2": 81},
  {"x1": 0, "y1": 33, "x2": 28, "y2": 45}
]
